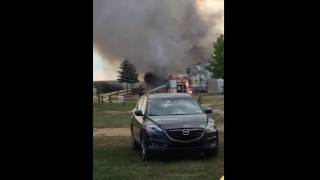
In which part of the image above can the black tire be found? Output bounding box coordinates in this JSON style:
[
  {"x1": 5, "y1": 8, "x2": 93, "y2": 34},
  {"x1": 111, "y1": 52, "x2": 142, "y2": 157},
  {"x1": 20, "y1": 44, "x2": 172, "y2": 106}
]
[
  {"x1": 131, "y1": 127, "x2": 139, "y2": 151},
  {"x1": 140, "y1": 135, "x2": 151, "y2": 161},
  {"x1": 205, "y1": 148, "x2": 218, "y2": 157}
]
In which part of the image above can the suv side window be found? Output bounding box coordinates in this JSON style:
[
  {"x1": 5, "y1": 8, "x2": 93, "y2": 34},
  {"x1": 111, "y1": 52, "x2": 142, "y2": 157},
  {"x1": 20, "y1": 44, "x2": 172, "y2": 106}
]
[
  {"x1": 137, "y1": 96, "x2": 145, "y2": 111},
  {"x1": 141, "y1": 97, "x2": 147, "y2": 115},
  {"x1": 135, "y1": 98, "x2": 142, "y2": 110}
]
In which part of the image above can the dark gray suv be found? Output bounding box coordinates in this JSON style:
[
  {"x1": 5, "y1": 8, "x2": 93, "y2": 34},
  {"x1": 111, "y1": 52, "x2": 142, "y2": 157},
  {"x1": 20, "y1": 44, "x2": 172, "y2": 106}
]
[{"x1": 130, "y1": 93, "x2": 219, "y2": 160}]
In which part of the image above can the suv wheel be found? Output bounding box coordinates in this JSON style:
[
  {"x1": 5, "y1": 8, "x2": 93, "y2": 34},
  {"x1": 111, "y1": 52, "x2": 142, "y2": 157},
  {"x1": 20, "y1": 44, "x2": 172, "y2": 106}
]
[{"x1": 141, "y1": 136, "x2": 151, "y2": 161}]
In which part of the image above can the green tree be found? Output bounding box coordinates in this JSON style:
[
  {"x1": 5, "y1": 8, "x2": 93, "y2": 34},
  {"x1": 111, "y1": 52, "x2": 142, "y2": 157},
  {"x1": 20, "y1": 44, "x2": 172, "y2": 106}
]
[
  {"x1": 117, "y1": 59, "x2": 139, "y2": 92},
  {"x1": 207, "y1": 34, "x2": 224, "y2": 79},
  {"x1": 128, "y1": 63, "x2": 139, "y2": 88}
]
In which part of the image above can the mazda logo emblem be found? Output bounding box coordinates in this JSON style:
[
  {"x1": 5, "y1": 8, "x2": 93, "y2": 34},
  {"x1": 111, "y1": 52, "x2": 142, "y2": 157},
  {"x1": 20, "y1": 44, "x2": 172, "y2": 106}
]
[{"x1": 182, "y1": 129, "x2": 190, "y2": 135}]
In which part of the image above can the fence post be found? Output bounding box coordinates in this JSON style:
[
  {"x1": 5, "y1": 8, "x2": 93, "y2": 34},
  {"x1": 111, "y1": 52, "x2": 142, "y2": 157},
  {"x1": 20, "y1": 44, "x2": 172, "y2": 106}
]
[{"x1": 109, "y1": 95, "x2": 112, "y2": 105}]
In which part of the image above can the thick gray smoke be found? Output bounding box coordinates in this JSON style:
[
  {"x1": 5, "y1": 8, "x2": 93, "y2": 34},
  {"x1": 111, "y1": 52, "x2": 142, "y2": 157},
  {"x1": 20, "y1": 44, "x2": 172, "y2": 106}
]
[{"x1": 93, "y1": 0, "x2": 222, "y2": 78}]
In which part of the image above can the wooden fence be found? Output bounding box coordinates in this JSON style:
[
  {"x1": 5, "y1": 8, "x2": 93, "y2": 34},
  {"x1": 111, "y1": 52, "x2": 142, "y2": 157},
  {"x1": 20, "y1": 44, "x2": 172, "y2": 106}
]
[{"x1": 97, "y1": 89, "x2": 132, "y2": 105}]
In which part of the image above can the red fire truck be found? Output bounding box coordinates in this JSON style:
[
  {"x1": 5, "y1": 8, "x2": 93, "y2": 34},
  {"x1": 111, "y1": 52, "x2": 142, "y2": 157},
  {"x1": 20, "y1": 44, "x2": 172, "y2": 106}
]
[{"x1": 167, "y1": 74, "x2": 192, "y2": 94}]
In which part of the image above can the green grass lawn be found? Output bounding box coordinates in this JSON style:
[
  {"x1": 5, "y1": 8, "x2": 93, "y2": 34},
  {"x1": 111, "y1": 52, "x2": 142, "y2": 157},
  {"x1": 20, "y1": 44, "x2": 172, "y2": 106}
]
[
  {"x1": 193, "y1": 94, "x2": 224, "y2": 124},
  {"x1": 93, "y1": 94, "x2": 224, "y2": 128},
  {"x1": 93, "y1": 93, "x2": 224, "y2": 180},
  {"x1": 193, "y1": 94, "x2": 224, "y2": 109},
  {"x1": 93, "y1": 132, "x2": 224, "y2": 180},
  {"x1": 93, "y1": 95, "x2": 139, "y2": 128},
  {"x1": 210, "y1": 112, "x2": 224, "y2": 124}
]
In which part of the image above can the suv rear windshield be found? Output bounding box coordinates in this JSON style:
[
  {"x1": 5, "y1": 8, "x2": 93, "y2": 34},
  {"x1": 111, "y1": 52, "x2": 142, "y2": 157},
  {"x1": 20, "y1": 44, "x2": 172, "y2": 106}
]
[{"x1": 148, "y1": 98, "x2": 203, "y2": 116}]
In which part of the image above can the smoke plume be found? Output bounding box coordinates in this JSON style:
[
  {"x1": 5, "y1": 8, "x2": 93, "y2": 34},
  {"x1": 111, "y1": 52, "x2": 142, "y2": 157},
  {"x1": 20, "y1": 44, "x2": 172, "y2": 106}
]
[{"x1": 93, "y1": 0, "x2": 223, "y2": 78}]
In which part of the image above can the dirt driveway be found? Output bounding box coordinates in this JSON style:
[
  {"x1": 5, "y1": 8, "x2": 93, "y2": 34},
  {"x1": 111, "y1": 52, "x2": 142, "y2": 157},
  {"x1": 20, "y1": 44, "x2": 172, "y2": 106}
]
[{"x1": 93, "y1": 128, "x2": 130, "y2": 137}]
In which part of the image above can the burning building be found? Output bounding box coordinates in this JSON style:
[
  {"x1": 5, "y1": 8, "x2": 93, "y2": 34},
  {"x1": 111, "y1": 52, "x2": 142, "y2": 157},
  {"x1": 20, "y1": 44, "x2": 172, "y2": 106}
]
[
  {"x1": 187, "y1": 60, "x2": 211, "y2": 93},
  {"x1": 166, "y1": 60, "x2": 223, "y2": 94},
  {"x1": 187, "y1": 60, "x2": 224, "y2": 94}
]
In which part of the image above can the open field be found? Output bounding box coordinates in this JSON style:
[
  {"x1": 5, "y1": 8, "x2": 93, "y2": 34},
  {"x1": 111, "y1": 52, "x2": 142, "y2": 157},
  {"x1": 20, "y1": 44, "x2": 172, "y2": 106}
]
[
  {"x1": 93, "y1": 96, "x2": 139, "y2": 128},
  {"x1": 93, "y1": 94, "x2": 224, "y2": 128},
  {"x1": 94, "y1": 132, "x2": 224, "y2": 180},
  {"x1": 93, "y1": 93, "x2": 224, "y2": 180}
]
